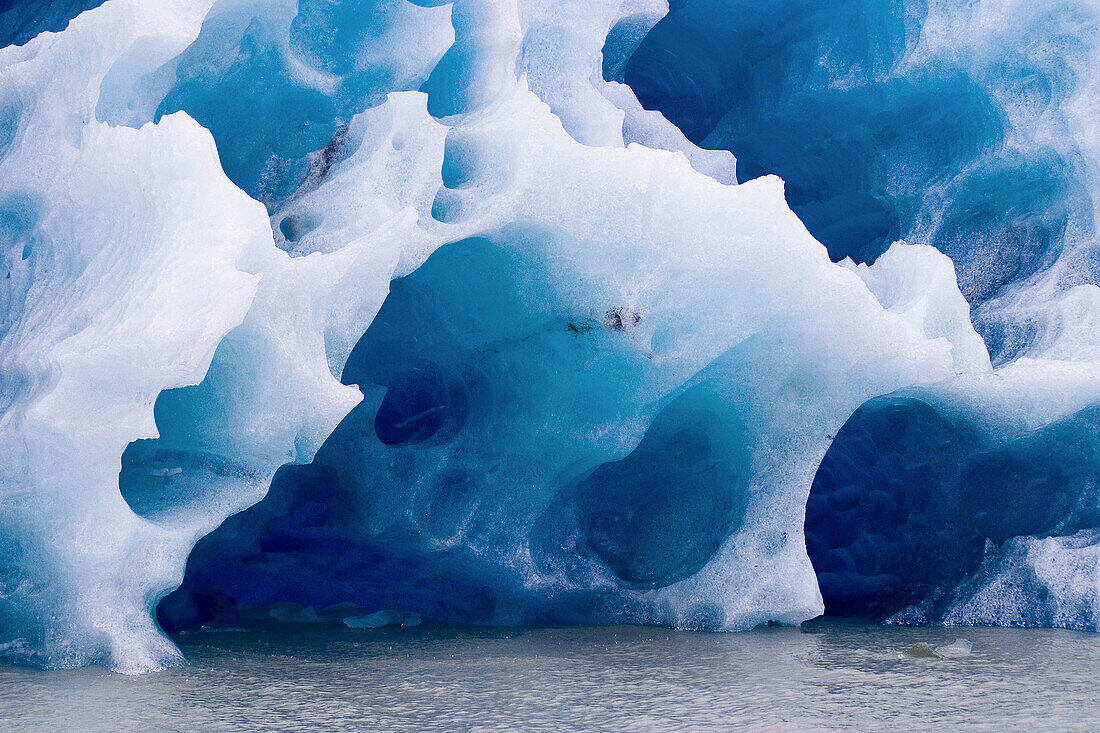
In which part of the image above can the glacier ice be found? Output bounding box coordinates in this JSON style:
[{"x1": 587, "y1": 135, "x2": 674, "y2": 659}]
[
  {"x1": 627, "y1": 0, "x2": 1100, "y2": 363},
  {"x1": 0, "y1": 0, "x2": 1099, "y2": 673}
]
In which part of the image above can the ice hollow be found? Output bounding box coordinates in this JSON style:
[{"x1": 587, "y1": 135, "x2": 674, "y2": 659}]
[{"x1": 1, "y1": 0, "x2": 1100, "y2": 672}]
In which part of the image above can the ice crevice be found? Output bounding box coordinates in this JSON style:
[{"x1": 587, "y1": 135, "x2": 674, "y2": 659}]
[{"x1": 0, "y1": 0, "x2": 1099, "y2": 673}]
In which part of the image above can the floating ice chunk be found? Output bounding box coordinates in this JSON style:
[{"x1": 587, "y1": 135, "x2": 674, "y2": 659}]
[
  {"x1": 343, "y1": 610, "x2": 420, "y2": 629},
  {"x1": 934, "y1": 639, "x2": 973, "y2": 657},
  {"x1": 269, "y1": 604, "x2": 324, "y2": 624},
  {"x1": 902, "y1": 643, "x2": 941, "y2": 659},
  {"x1": 900, "y1": 638, "x2": 971, "y2": 660}
]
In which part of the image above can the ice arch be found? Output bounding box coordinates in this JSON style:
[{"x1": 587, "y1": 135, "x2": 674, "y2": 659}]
[{"x1": 160, "y1": 237, "x2": 758, "y2": 630}]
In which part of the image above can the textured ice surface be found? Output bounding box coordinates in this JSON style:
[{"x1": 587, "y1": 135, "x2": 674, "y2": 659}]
[
  {"x1": 1, "y1": 0, "x2": 1100, "y2": 672},
  {"x1": 627, "y1": 0, "x2": 1100, "y2": 363}
]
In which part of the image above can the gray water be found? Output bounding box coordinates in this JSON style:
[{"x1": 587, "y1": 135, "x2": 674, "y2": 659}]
[{"x1": 1, "y1": 621, "x2": 1098, "y2": 731}]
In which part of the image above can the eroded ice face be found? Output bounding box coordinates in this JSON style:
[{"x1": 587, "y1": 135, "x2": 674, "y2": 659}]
[{"x1": 2, "y1": 0, "x2": 1100, "y2": 673}]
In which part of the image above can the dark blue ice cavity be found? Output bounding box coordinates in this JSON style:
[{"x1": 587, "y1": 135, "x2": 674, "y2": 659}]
[
  {"x1": 807, "y1": 397, "x2": 1100, "y2": 618},
  {"x1": 157, "y1": 237, "x2": 752, "y2": 631},
  {"x1": 0, "y1": 0, "x2": 105, "y2": 49},
  {"x1": 623, "y1": 0, "x2": 1089, "y2": 326},
  {"x1": 806, "y1": 397, "x2": 984, "y2": 617}
]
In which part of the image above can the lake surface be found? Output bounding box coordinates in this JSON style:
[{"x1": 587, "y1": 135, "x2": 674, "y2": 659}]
[{"x1": 1, "y1": 621, "x2": 1098, "y2": 731}]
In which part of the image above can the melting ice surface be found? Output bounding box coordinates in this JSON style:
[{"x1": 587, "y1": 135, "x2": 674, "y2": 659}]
[{"x1": 2, "y1": 0, "x2": 1100, "y2": 673}]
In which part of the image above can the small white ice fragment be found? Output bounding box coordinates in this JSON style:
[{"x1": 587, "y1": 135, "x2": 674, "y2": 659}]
[
  {"x1": 934, "y1": 639, "x2": 973, "y2": 657},
  {"x1": 343, "y1": 610, "x2": 402, "y2": 628}
]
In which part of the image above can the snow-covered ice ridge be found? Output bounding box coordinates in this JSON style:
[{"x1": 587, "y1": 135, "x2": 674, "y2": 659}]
[{"x1": 1, "y1": 0, "x2": 1099, "y2": 672}]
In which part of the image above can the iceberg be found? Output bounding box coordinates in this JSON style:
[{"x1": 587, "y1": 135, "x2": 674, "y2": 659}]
[{"x1": 0, "y1": 0, "x2": 1098, "y2": 673}]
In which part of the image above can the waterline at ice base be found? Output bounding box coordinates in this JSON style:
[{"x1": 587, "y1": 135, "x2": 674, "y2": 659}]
[{"x1": 2, "y1": 0, "x2": 1100, "y2": 675}]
